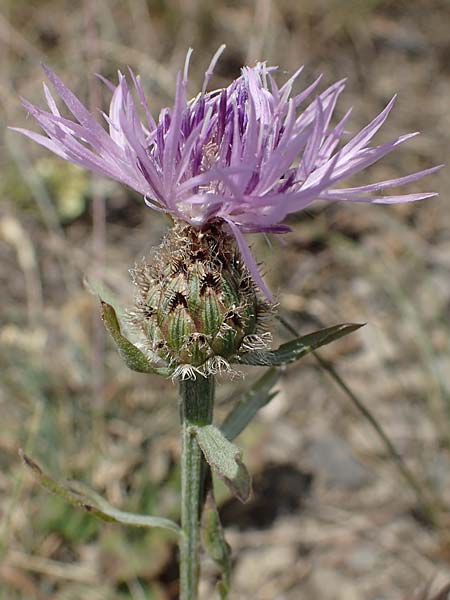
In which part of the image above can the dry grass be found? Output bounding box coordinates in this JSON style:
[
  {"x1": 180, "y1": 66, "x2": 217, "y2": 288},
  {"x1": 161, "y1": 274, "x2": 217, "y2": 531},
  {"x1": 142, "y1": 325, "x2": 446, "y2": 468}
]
[{"x1": 1, "y1": 0, "x2": 450, "y2": 598}]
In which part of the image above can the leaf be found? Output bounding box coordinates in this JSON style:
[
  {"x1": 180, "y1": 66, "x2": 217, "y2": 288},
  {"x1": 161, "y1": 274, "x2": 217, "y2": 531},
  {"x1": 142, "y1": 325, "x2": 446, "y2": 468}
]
[
  {"x1": 20, "y1": 450, "x2": 180, "y2": 535},
  {"x1": 221, "y1": 368, "x2": 280, "y2": 440},
  {"x1": 236, "y1": 323, "x2": 365, "y2": 366},
  {"x1": 202, "y1": 488, "x2": 231, "y2": 599},
  {"x1": 101, "y1": 300, "x2": 170, "y2": 376},
  {"x1": 194, "y1": 425, "x2": 251, "y2": 502}
]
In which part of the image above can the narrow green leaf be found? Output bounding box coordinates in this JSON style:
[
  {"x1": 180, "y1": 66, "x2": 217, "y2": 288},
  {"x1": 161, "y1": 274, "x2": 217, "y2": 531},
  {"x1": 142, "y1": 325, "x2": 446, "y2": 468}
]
[
  {"x1": 194, "y1": 425, "x2": 251, "y2": 502},
  {"x1": 202, "y1": 489, "x2": 231, "y2": 599},
  {"x1": 236, "y1": 322, "x2": 364, "y2": 366},
  {"x1": 20, "y1": 451, "x2": 180, "y2": 535},
  {"x1": 221, "y1": 367, "x2": 280, "y2": 440},
  {"x1": 100, "y1": 300, "x2": 170, "y2": 376}
]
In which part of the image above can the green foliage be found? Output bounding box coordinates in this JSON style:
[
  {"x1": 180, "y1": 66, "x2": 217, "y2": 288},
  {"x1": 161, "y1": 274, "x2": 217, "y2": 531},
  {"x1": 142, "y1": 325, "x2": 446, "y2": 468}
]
[
  {"x1": 194, "y1": 425, "x2": 251, "y2": 502},
  {"x1": 236, "y1": 323, "x2": 364, "y2": 366},
  {"x1": 20, "y1": 451, "x2": 181, "y2": 534},
  {"x1": 100, "y1": 301, "x2": 170, "y2": 376}
]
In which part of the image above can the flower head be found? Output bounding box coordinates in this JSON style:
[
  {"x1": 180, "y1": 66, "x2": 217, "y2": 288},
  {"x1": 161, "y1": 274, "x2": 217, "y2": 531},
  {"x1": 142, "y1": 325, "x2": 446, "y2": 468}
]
[
  {"x1": 12, "y1": 46, "x2": 440, "y2": 299},
  {"x1": 128, "y1": 220, "x2": 272, "y2": 379}
]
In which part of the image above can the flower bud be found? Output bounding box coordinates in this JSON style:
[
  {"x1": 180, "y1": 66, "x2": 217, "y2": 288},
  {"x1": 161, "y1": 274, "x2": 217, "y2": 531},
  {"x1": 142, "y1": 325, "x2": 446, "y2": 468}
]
[{"x1": 129, "y1": 222, "x2": 272, "y2": 378}]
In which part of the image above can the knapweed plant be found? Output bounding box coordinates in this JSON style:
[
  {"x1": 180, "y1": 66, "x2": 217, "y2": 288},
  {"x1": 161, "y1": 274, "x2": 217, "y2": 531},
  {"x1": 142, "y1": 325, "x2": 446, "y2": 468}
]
[{"x1": 13, "y1": 46, "x2": 440, "y2": 599}]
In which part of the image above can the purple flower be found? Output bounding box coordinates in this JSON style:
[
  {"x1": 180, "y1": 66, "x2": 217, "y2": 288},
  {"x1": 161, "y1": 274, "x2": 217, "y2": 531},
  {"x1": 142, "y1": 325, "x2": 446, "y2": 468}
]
[{"x1": 12, "y1": 46, "x2": 441, "y2": 299}]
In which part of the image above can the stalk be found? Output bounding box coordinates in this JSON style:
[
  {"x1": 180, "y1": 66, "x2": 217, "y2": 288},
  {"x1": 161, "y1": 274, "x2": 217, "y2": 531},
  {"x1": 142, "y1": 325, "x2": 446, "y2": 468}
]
[{"x1": 179, "y1": 376, "x2": 215, "y2": 600}]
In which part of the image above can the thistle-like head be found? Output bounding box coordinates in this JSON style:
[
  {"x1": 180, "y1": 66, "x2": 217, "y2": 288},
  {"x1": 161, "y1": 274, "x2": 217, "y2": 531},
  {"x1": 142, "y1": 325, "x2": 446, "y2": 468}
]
[
  {"x1": 129, "y1": 222, "x2": 272, "y2": 379},
  {"x1": 12, "y1": 46, "x2": 441, "y2": 301}
]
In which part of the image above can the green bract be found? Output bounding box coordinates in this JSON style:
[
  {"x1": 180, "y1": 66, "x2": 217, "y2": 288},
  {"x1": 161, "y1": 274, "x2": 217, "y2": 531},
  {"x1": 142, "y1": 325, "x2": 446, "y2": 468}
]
[{"x1": 128, "y1": 222, "x2": 272, "y2": 379}]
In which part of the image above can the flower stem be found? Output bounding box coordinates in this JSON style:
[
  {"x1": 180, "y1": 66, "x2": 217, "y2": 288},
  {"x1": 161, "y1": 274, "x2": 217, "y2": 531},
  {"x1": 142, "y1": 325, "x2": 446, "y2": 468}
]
[{"x1": 179, "y1": 376, "x2": 215, "y2": 600}]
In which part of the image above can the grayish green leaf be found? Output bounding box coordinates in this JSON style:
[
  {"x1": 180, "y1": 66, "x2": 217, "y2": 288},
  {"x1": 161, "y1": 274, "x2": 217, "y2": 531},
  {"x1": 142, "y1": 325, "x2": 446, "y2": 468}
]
[
  {"x1": 194, "y1": 425, "x2": 251, "y2": 502},
  {"x1": 236, "y1": 323, "x2": 364, "y2": 366},
  {"x1": 101, "y1": 300, "x2": 170, "y2": 376},
  {"x1": 221, "y1": 368, "x2": 280, "y2": 440},
  {"x1": 20, "y1": 450, "x2": 180, "y2": 534}
]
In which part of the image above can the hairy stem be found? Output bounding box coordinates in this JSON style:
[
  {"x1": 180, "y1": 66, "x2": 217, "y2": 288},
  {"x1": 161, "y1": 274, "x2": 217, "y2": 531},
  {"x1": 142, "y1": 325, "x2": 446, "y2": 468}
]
[{"x1": 179, "y1": 376, "x2": 215, "y2": 600}]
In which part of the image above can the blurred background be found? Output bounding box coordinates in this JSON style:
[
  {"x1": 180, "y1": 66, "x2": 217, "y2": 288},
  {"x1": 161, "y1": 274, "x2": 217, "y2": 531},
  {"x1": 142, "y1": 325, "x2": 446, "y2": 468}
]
[{"x1": 1, "y1": 0, "x2": 450, "y2": 598}]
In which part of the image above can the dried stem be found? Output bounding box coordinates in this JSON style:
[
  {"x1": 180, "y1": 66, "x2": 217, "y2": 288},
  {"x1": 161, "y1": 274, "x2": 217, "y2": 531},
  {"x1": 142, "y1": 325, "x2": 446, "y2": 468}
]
[{"x1": 278, "y1": 314, "x2": 443, "y2": 528}]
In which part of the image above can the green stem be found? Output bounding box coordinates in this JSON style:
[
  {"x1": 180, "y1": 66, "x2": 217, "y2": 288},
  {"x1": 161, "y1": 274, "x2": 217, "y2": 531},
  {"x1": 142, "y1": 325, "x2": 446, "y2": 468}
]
[{"x1": 179, "y1": 376, "x2": 215, "y2": 600}]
